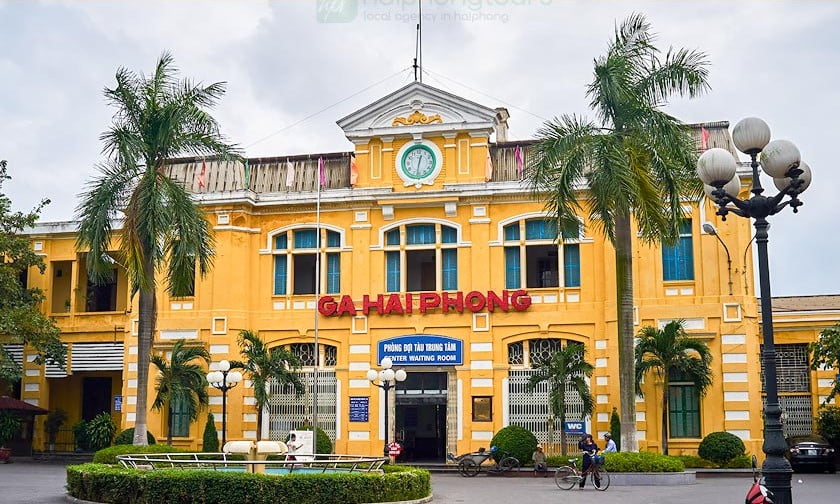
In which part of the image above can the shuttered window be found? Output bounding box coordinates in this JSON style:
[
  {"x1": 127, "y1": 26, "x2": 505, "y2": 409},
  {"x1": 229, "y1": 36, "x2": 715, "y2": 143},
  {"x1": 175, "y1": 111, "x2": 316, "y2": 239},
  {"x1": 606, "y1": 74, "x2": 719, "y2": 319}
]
[
  {"x1": 662, "y1": 220, "x2": 694, "y2": 281},
  {"x1": 327, "y1": 253, "x2": 340, "y2": 294},
  {"x1": 563, "y1": 244, "x2": 581, "y2": 288},
  {"x1": 386, "y1": 251, "x2": 400, "y2": 292},
  {"x1": 170, "y1": 396, "x2": 190, "y2": 438},
  {"x1": 442, "y1": 249, "x2": 457, "y2": 291},
  {"x1": 669, "y1": 382, "x2": 700, "y2": 438}
]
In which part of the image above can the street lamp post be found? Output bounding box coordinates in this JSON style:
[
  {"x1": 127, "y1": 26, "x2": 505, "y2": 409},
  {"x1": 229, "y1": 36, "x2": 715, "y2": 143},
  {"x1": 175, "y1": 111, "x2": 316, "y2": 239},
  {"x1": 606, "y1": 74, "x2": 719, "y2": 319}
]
[
  {"x1": 206, "y1": 360, "x2": 243, "y2": 448},
  {"x1": 696, "y1": 117, "x2": 813, "y2": 504},
  {"x1": 702, "y1": 222, "x2": 733, "y2": 295},
  {"x1": 367, "y1": 357, "x2": 407, "y2": 458}
]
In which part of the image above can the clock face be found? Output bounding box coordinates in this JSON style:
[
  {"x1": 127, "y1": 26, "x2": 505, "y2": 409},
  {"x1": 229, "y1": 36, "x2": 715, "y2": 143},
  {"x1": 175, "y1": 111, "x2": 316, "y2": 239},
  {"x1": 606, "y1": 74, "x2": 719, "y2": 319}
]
[{"x1": 401, "y1": 145, "x2": 436, "y2": 180}]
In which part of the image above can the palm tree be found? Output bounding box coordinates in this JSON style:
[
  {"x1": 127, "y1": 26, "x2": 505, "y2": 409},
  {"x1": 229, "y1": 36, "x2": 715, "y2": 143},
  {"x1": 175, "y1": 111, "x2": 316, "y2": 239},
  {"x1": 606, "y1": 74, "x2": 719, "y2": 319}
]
[
  {"x1": 527, "y1": 13, "x2": 709, "y2": 451},
  {"x1": 76, "y1": 52, "x2": 239, "y2": 445},
  {"x1": 231, "y1": 330, "x2": 304, "y2": 441},
  {"x1": 150, "y1": 339, "x2": 210, "y2": 446},
  {"x1": 634, "y1": 320, "x2": 713, "y2": 454},
  {"x1": 527, "y1": 343, "x2": 595, "y2": 455}
]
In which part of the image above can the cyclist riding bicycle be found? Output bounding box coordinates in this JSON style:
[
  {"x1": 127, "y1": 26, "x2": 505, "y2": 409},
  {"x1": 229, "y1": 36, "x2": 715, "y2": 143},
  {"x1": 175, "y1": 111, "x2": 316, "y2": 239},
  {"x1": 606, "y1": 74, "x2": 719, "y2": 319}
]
[{"x1": 579, "y1": 433, "x2": 601, "y2": 489}]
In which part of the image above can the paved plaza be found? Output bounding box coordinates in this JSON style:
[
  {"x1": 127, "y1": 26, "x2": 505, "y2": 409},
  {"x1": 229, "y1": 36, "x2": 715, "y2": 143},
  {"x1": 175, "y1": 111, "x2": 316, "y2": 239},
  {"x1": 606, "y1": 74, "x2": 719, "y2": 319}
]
[{"x1": 0, "y1": 461, "x2": 837, "y2": 503}]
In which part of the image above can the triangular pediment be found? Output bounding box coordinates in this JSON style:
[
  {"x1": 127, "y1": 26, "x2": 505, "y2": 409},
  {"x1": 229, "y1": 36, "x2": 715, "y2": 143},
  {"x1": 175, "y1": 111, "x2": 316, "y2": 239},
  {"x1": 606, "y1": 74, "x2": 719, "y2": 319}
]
[{"x1": 337, "y1": 81, "x2": 499, "y2": 140}]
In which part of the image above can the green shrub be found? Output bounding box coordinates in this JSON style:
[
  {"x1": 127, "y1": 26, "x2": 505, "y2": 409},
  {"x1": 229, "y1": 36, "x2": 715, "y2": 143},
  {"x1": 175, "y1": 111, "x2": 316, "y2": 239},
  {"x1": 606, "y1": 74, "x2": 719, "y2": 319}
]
[
  {"x1": 114, "y1": 428, "x2": 156, "y2": 445},
  {"x1": 490, "y1": 425, "x2": 538, "y2": 465},
  {"x1": 289, "y1": 425, "x2": 333, "y2": 455},
  {"x1": 610, "y1": 408, "x2": 621, "y2": 451},
  {"x1": 698, "y1": 431, "x2": 746, "y2": 466},
  {"x1": 602, "y1": 452, "x2": 685, "y2": 472},
  {"x1": 93, "y1": 444, "x2": 187, "y2": 464},
  {"x1": 817, "y1": 406, "x2": 840, "y2": 443},
  {"x1": 86, "y1": 412, "x2": 117, "y2": 451},
  {"x1": 546, "y1": 455, "x2": 575, "y2": 467},
  {"x1": 66, "y1": 463, "x2": 431, "y2": 504},
  {"x1": 721, "y1": 455, "x2": 752, "y2": 468},
  {"x1": 675, "y1": 455, "x2": 715, "y2": 468},
  {"x1": 0, "y1": 411, "x2": 21, "y2": 447},
  {"x1": 202, "y1": 413, "x2": 219, "y2": 452},
  {"x1": 73, "y1": 420, "x2": 91, "y2": 451}
]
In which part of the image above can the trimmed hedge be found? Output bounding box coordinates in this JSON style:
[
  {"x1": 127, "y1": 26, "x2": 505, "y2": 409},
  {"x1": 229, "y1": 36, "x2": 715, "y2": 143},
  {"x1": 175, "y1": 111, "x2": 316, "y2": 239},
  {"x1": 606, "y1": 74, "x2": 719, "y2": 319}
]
[
  {"x1": 93, "y1": 445, "x2": 188, "y2": 464},
  {"x1": 66, "y1": 463, "x2": 431, "y2": 504},
  {"x1": 675, "y1": 455, "x2": 716, "y2": 468},
  {"x1": 550, "y1": 451, "x2": 684, "y2": 472},
  {"x1": 602, "y1": 452, "x2": 685, "y2": 472}
]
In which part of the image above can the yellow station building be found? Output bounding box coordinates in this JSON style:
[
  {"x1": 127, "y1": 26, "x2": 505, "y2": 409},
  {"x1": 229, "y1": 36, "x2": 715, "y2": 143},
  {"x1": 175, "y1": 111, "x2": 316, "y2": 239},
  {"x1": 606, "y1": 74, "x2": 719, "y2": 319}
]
[{"x1": 5, "y1": 82, "x2": 838, "y2": 459}]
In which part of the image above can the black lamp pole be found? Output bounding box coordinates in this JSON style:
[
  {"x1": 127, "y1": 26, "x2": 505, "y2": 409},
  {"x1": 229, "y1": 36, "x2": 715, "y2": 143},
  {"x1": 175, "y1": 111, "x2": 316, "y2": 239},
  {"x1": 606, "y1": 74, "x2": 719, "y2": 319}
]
[
  {"x1": 703, "y1": 135, "x2": 810, "y2": 504},
  {"x1": 370, "y1": 379, "x2": 395, "y2": 458},
  {"x1": 207, "y1": 361, "x2": 241, "y2": 448}
]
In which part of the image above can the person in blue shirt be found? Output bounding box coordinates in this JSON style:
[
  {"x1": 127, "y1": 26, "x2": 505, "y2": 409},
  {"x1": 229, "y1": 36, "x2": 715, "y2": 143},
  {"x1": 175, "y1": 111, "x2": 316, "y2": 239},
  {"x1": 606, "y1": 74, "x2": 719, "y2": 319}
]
[{"x1": 603, "y1": 433, "x2": 617, "y2": 453}]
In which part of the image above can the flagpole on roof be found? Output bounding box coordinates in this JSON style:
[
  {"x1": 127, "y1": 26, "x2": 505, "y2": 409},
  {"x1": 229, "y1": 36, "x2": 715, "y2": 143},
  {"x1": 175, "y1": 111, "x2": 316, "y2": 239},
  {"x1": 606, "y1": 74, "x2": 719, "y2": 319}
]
[{"x1": 312, "y1": 157, "x2": 323, "y2": 454}]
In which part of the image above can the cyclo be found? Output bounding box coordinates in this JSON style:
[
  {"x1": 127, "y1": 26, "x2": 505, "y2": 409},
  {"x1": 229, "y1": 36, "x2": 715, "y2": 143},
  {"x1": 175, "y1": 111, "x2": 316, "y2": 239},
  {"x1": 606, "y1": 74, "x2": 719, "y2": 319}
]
[{"x1": 447, "y1": 446, "x2": 521, "y2": 477}]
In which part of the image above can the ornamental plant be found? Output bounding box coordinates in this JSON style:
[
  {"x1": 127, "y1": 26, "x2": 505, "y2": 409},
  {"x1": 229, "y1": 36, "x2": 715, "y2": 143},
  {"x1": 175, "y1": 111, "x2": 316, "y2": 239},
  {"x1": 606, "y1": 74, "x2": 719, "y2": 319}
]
[
  {"x1": 490, "y1": 425, "x2": 538, "y2": 465},
  {"x1": 698, "y1": 431, "x2": 745, "y2": 466},
  {"x1": 202, "y1": 413, "x2": 219, "y2": 452}
]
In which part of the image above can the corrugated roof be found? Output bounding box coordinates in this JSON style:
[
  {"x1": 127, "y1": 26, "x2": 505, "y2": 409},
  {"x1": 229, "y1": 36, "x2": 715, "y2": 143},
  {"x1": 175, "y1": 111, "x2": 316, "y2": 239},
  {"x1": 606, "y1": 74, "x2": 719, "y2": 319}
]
[{"x1": 766, "y1": 295, "x2": 840, "y2": 313}]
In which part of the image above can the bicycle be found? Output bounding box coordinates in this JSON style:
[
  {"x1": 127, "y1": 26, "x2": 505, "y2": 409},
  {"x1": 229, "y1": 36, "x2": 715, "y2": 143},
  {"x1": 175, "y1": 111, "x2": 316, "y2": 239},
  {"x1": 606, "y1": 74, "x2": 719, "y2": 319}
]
[
  {"x1": 554, "y1": 451, "x2": 610, "y2": 491},
  {"x1": 447, "y1": 446, "x2": 521, "y2": 477}
]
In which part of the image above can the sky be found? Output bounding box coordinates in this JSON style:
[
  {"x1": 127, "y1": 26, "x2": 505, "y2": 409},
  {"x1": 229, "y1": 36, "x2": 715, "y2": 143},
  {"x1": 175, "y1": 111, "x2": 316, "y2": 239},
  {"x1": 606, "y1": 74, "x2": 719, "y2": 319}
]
[{"x1": 1, "y1": 0, "x2": 838, "y2": 296}]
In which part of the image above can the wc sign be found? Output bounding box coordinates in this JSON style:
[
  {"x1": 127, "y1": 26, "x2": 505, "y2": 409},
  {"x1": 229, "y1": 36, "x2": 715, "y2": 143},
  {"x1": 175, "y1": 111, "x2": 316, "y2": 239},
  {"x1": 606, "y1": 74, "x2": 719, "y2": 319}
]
[{"x1": 563, "y1": 421, "x2": 585, "y2": 434}]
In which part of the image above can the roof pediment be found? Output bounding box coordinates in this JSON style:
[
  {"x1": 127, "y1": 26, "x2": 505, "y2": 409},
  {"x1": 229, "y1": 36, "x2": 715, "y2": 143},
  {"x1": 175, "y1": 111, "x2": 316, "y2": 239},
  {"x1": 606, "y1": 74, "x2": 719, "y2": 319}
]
[{"x1": 337, "y1": 81, "x2": 499, "y2": 140}]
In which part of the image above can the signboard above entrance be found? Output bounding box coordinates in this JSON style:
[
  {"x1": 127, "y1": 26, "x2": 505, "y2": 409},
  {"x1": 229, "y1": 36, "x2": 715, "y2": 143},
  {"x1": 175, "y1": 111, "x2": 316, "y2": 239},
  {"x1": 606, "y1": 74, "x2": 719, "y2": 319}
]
[
  {"x1": 378, "y1": 335, "x2": 463, "y2": 366},
  {"x1": 318, "y1": 289, "x2": 531, "y2": 317}
]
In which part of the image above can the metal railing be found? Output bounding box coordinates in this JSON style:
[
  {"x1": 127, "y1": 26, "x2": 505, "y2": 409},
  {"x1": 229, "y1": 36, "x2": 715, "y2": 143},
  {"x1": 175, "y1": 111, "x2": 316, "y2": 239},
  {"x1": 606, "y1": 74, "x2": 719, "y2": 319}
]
[{"x1": 116, "y1": 453, "x2": 388, "y2": 474}]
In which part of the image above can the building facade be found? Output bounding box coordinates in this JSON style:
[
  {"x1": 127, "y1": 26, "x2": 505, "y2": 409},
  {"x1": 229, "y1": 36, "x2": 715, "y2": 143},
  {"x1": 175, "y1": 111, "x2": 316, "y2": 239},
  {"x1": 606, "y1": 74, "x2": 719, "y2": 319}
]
[{"x1": 5, "y1": 82, "x2": 837, "y2": 459}]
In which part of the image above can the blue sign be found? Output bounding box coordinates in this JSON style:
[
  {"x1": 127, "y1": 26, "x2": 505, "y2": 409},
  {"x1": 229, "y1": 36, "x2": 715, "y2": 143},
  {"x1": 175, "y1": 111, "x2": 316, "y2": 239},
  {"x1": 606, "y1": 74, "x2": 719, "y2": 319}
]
[
  {"x1": 113, "y1": 395, "x2": 123, "y2": 412},
  {"x1": 563, "y1": 421, "x2": 585, "y2": 434},
  {"x1": 349, "y1": 397, "x2": 369, "y2": 422},
  {"x1": 378, "y1": 335, "x2": 463, "y2": 366}
]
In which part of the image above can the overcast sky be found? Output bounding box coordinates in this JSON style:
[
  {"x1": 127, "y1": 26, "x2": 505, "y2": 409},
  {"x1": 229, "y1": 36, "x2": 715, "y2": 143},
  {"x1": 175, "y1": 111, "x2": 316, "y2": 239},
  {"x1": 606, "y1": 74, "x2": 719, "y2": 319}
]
[{"x1": 1, "y1": 0, "x2": 838, "y2": 296}]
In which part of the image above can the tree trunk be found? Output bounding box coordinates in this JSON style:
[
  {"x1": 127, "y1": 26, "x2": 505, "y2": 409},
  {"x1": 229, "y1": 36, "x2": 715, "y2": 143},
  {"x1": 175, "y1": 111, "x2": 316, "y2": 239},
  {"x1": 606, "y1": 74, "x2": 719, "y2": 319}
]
[
  {"x1": 256, "y1": 402, "x2": 263, "y2": 442},
  {"x1": 661, "y1": 378, "x2": 669, "y2": 455},
  {"x1": 132, "y1": 256, "x2": 156, "y2": 446},
  {"x1": 559, "y1": 410, "x2": 567, "y2": 456},
  {"x1": 167, "y1": 406, "x2": 173, "y2": 446},
  {"x1": 615, "y1": 213, "x2": 638, "y2": 452}
]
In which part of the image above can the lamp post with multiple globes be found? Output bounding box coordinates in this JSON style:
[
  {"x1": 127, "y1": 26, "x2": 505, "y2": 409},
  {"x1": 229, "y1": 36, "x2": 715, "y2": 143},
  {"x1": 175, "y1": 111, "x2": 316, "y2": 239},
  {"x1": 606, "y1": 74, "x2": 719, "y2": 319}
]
[
  {"x1": 367, "y1": 358, "x2": 407, "y2": 458},
  {"x1": 206, "y1": 360, "x2": 243, "y2": 448},
  {"x1": 696, "y1": 117, "x2": 813, "y2": 504}
]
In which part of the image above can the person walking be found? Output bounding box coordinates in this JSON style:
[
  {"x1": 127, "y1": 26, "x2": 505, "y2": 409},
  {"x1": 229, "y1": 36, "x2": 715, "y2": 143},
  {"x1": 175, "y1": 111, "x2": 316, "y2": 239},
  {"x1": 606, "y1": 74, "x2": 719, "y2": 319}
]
[
  {"x1": 603, "y1": 433, "x2": 617, "y2": 453},
  {"x1": 579, "y1": 434, "x2": 600, "y2": 489}
]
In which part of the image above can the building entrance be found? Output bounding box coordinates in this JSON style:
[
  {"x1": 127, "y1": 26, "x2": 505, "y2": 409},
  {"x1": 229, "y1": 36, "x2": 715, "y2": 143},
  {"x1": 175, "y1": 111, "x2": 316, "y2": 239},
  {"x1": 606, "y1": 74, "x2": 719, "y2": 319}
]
[{"x1": 395, "y1": 372, "x2": 447, "y2": 462}]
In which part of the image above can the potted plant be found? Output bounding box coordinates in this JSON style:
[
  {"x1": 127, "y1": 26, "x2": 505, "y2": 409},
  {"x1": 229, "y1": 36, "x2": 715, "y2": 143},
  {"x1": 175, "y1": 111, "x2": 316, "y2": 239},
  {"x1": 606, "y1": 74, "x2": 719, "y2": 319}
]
[
  {"x1": 0, "y1": 411, "x2": 22, "y2": 463},
  {"x1": 45, "y1": 409, "x2": 67, "y2": 452},
  {"x1": 64, "y1": 299, "x2": 71, "y2": 312}
]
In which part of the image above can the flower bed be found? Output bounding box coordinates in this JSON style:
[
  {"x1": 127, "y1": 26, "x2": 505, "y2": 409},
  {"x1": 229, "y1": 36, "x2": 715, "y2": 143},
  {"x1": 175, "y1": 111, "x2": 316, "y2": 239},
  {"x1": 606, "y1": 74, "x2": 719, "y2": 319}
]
[{"x1": 66, "y1": 463, "x2": 431, "y2": 504}]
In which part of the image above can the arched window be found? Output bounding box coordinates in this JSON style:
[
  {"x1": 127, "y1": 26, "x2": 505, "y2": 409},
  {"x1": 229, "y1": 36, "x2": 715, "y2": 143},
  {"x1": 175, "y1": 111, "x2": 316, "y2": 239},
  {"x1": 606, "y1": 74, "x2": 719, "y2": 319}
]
[
  {"x1": 288, "y1": 343, "x2": 338, "y2": 368},
  {"x1": 503, "y1": 218, "x2": 581, "y2": 289},
  {"x1": 383, "y1": 223, "x2": 459, "y2": 292},
  {"x1": 272, "y1": 228, "x2": 342, "y2": 296}
]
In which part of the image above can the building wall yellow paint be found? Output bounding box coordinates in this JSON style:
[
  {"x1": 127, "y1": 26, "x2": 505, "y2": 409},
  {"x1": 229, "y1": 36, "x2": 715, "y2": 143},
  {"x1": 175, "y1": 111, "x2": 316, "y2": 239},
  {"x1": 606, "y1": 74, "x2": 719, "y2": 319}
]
[{"x1": 9, "y1": 86, "x2": 835, "y2": 459}]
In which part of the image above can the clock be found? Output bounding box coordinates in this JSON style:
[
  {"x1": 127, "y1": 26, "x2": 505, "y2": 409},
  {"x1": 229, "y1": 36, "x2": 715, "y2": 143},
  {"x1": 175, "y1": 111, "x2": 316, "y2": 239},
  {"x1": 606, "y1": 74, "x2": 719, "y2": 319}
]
[
  {"x1": 395, "y1": 140, "x2": 443, "y2": 187},
  {"x1": 401, "y1": 145, "x2": 436, "y2": 179}
]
